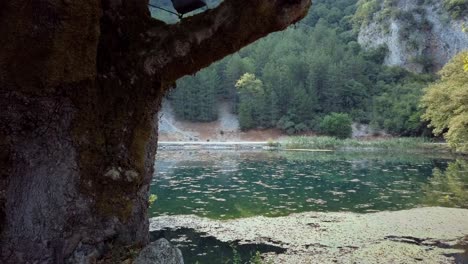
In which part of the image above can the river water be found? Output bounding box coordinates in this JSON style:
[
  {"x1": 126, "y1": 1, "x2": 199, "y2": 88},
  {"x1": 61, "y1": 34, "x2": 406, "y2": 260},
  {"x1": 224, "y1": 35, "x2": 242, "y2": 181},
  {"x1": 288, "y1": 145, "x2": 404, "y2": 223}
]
[
  {"x1": 151, "y1": 150, "x2": 467, "y2": 219},
  {"x1": 149, "y1": 150, "x2": 468, "y2": 263}
]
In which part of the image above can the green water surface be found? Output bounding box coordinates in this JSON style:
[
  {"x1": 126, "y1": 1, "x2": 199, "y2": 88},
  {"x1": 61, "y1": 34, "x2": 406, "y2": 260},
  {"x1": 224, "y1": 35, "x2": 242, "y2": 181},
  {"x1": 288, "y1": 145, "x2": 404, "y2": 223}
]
[{"x1": 150, "y1": 150, "x2": 468, "y2": 219}]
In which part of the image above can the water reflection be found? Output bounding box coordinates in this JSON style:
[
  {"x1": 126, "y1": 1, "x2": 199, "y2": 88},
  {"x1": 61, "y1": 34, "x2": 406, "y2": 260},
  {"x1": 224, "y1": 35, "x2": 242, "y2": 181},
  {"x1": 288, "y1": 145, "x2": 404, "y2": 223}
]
[
  {"x1": 151, "y1": 150, "x2": 462, "y2": 219},
  {"x1": 422, "y1": 159, "x2": 468, "y2": 208}
]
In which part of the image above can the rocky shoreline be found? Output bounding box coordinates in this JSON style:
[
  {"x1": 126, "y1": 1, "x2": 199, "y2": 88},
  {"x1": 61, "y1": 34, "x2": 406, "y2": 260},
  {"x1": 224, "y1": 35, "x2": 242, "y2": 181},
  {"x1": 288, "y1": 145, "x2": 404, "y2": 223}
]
[{"x1": 150, "y1": 207, "x2": 468, "y2": 263}]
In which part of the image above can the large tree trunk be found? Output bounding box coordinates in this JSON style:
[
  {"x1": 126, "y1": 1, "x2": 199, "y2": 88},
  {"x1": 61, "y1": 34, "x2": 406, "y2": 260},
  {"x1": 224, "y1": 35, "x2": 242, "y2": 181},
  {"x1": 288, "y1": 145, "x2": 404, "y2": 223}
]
[{"x1": 0, "y1": 0, "x2": 310, "y2": 263}]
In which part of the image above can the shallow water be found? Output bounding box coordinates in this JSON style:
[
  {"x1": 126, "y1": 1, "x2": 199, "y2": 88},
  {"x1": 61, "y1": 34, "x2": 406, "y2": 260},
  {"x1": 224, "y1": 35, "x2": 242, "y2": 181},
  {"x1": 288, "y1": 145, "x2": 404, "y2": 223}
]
[
  {"x1": 151, "y1": 227, "x2": 285, "y2": 264},
  {"x1": 150, "y1": 150, "x2": 467, "y2": 219}
]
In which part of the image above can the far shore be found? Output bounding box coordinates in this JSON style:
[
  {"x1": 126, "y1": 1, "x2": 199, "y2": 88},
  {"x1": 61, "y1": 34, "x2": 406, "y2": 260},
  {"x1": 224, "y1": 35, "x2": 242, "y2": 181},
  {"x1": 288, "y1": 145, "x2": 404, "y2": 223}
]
[
  {"x1": 157, "y1": 137, "x2": 458, "y2": 154},
  {"x1": 158, "y1": 141, "x2": 270, "y2": 150}
]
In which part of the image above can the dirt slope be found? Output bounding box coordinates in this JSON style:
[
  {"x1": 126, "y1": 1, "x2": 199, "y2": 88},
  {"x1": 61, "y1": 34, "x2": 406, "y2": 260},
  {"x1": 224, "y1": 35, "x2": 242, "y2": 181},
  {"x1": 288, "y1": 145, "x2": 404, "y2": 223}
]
[{"x1": 158, "y1": 100, "x2": 284, "y2": 141}]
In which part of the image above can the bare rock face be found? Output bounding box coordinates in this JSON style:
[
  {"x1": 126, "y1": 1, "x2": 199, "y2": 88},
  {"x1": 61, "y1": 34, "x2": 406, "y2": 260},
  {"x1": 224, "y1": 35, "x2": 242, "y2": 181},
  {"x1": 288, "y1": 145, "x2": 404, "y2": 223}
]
[
  {"x1": 358, "y1": 0, "x2": 468, "y2": 72},
  {"x1": 135, "y1": 238, "x2": 184, "y2": 264}
]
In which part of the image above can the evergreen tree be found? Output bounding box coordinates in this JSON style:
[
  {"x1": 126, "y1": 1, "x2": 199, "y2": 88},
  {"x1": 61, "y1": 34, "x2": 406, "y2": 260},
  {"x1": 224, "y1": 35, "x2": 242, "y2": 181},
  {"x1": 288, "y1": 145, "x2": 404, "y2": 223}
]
[
  {"x1": 238, "y1": 102, "x2": 255, "y2": 131},
  {"x1": 171, "y1": 67, "x2": 219, "y2": 122}
]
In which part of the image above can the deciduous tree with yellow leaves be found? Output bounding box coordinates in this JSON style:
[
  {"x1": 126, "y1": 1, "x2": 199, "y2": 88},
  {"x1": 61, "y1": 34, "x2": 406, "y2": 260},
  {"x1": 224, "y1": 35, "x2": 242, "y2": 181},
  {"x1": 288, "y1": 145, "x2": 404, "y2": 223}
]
[{"x1": 421, "y1": 51, "x2": 468, "y2": 152}]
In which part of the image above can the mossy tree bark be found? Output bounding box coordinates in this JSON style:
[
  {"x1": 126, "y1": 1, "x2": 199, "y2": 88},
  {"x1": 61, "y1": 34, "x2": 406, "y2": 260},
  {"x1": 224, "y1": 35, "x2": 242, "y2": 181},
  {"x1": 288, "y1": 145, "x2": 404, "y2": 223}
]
[{"x1": 0, "y1": 0, "x2": 310, "y2": 262}]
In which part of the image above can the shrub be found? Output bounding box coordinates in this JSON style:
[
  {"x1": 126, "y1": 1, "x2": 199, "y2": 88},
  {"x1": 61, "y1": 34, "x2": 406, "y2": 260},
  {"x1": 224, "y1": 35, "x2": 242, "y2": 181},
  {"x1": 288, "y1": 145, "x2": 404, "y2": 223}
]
[
  {"x1": 266, "y1": 138, "x2": 280, "y2": 148},
  {"x1": 444, "y1": 0, "x2": 468, "y2": 19},
  {"x1": 284, "y1": 136, "x2": 343, "y2": 149},
  {"x1": 283, "y1": 136, "x2": 429, "y2": 150},
  {"x1": 320, "y1": 113, "x2": 353, "y2": 139},
  {"x1": 353, "y1": 0, "x2": 380, "y2": 27},
  {"x1": 148, "y1": 194, "x2": 158, "y2": 208}
]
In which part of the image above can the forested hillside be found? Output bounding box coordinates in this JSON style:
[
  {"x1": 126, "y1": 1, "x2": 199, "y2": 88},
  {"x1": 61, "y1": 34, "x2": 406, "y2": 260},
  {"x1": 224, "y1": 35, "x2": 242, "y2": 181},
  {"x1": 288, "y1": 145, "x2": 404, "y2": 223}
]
[{"x1": 161, "y1": 0, "x2": 465, "y2": 137}]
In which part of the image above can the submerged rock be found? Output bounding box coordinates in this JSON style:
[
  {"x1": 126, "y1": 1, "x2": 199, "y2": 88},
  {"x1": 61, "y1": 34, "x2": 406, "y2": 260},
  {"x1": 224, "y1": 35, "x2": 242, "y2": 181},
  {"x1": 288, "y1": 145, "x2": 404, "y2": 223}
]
[
  {"x1": 150, "y1": 207, "x2": 468, "y2": 263},
  {"x1": 135, "y1": 238, "x2": 184, "y2": 264}
]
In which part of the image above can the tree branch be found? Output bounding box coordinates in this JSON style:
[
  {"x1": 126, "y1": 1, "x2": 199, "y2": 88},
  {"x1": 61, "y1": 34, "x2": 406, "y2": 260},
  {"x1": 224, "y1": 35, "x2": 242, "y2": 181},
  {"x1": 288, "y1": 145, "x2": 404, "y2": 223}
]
[{"x1": 143, "y1": 0, "x2": 311, "y2": 85}]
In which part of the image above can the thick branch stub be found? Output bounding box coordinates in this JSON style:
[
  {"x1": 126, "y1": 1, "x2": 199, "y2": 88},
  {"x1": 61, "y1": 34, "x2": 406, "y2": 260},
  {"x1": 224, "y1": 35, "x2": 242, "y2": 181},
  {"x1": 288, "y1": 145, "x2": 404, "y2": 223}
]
[{"x1": 144, "y1": 0, "x2": 311, "y2": 84}]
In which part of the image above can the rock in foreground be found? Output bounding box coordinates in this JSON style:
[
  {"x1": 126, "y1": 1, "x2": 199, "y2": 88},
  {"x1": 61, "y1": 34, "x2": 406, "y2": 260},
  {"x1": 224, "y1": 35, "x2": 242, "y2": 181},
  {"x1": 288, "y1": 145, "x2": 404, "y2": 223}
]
[{"x1": 135, "y1": 238, "x2": 184, "y2": 264}]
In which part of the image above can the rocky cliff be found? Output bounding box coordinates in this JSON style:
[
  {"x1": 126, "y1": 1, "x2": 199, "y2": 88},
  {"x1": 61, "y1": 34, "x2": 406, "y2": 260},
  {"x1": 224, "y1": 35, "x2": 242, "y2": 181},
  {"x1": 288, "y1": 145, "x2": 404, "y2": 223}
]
[{"x1": 358, "y1": 0, "x2": 468, "y2": 72}]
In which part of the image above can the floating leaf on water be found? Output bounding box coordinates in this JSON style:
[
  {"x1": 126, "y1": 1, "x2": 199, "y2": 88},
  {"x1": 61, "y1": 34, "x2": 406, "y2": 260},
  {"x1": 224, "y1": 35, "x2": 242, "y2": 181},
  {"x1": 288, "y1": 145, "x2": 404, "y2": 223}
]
[
  {"x1": 327, "y1": 191, "x2": 346, "y2": 196},
  {"x1": 355, "y1": 203, "x2": 373, "y2": 209},
  {"x1": 306, "y1": 198, "x2": 327, "y2": 205},
  {"x1": 210, "y1": 197, "x2": 227, "y2": 202}
]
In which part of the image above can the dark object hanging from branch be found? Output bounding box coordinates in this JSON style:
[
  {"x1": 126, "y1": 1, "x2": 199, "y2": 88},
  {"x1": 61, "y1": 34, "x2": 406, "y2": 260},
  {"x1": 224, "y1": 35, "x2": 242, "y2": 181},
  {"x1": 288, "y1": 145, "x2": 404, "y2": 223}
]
[{"x1": 171, "y1": 0, "x2": 207, "y2": 15}]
